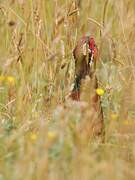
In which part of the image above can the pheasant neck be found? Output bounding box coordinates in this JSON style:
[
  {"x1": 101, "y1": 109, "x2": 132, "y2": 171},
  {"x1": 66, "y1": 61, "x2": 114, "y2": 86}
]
[
  {"x1": 73, "y1": 75, "x2": 82, "y2": 91},
  {"x1": 69, "y1": 75, "x2": 82, "y2": 101}
]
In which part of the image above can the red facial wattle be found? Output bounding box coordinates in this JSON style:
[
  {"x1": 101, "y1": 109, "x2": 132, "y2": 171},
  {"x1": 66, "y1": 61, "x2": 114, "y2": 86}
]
[
  {"x1": 89, "y1": 37, "x2": 98, "y2": 60},
  {"x1": 89, "y1": 38, "x2": 95, "y2": 51}
]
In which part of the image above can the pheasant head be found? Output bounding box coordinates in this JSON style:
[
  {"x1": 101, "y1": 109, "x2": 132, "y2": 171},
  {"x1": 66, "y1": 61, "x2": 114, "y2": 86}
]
[{"x1": 69, "y1": 36, "x2": 98, "y2": 101}]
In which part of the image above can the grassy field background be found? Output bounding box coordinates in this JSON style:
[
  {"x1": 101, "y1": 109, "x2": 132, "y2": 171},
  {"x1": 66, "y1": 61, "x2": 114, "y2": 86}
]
[{"x1": 0, "y1": 0, "x2": 135, "y2": 179}]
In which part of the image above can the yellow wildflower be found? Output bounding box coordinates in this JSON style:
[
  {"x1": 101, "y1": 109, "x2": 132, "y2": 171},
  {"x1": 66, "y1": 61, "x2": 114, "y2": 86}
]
[
  {"x1": 30, "y1": 132, "x2": 37, "y2": 141},
  {"x1": 47, "y1": 131, "x2": 57, "y2": 141},
  {"x1": 0, "y1": 76, "x2": 5, "y2": 82},
  {"x1": 111, "y1": 113, "x2": 118, "y2": 121},
  {"x1": 123, "y1": 119, "x2": 135, "y2": 125},
  {"x1": 6, "y1": 76, "x2": 15, "y2": 85},
  {"x1": 123, "y1": 120, "x2": 130, "y2": 125},
  {"x1": 96, "y1": 88, "x2": 105, "y2": 96}
]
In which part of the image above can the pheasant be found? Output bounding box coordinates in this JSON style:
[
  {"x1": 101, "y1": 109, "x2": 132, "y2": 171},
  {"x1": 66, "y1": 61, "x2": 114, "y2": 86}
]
[{"x1": 69, "y1": 36, "x2": 104, "y2": 138}]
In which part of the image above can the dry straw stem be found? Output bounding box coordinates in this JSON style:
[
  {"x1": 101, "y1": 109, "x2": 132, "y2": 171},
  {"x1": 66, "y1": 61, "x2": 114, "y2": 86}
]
[
  {"x1": 2, "y1": 4, "x2": 52, "y2": 55},
  {"x1": 88, "y1": 1, "x2": 121, "y2": 66}
]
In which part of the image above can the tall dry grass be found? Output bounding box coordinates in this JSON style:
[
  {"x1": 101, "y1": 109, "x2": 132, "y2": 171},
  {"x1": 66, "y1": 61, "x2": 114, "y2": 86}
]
[{"x1": 0, "y1": 0, "x2": 135, "y2": 179}]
